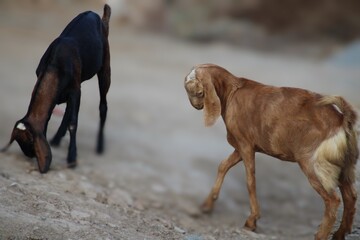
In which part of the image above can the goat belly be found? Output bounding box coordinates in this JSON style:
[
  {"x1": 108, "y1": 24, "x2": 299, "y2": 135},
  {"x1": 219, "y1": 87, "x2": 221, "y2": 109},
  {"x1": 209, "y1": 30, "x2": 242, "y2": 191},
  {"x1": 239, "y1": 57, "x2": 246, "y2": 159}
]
[{"x1": 255, "y1": 146, "x2": 296, "y2": 162}]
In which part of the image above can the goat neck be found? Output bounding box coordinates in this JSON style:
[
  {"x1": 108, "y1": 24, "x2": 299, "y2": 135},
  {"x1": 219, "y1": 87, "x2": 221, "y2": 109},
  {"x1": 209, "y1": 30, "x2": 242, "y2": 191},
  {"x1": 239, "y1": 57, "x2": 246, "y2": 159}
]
[
  {"x1": 26, "y1": 70, "x2": 59, "y2": 133},
  {"x1": 205, "y1": 66, "x2": 242, "y2": 111}
]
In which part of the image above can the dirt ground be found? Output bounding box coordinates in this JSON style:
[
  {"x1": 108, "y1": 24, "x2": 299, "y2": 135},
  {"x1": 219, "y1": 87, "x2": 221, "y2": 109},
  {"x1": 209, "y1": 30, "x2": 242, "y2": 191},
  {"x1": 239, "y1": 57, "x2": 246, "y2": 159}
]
[{"x1": 1, "y1": 2, "x2": 360, "y2": 240}]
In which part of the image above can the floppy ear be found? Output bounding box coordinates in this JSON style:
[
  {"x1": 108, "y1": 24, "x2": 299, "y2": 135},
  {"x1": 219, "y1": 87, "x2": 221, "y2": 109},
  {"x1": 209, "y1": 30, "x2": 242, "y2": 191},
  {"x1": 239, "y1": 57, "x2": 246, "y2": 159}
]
[
  {"x1": 2, "y1": 123, "x2": 31, "y2": 155},
  {"x1": 1, "y1": 129, "x2": 16, "y2": 152},
  {"x1": 8, "y1": 122, "x2": 36, "y2": 158},
  {"x1": 201, "y1": 71, "x2": 221, "y2": 127},
  {"x1": 34, "y1": 134, "x2": 52, "y2": 173}
]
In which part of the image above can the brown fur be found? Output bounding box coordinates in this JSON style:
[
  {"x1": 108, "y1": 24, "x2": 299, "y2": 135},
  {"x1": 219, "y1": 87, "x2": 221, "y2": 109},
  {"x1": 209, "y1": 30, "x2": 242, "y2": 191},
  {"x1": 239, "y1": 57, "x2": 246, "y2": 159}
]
[{"x1": 184, "y1": 64, "x2": 358, "y2": 240}]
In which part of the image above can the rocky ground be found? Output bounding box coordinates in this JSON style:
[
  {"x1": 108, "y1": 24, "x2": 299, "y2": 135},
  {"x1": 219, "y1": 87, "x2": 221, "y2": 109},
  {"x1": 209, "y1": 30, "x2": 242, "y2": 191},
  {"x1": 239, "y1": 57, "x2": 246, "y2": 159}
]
[{"x1": 0, "y1": 2, "x2": 360, "y2": 240}]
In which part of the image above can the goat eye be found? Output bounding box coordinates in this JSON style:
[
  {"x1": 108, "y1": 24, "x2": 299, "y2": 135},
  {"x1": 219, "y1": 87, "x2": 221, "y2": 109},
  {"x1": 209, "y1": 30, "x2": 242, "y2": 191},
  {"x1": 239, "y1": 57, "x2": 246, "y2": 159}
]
[{"x1": 196, "y1": 91, "x2": 204, "y2": 97}]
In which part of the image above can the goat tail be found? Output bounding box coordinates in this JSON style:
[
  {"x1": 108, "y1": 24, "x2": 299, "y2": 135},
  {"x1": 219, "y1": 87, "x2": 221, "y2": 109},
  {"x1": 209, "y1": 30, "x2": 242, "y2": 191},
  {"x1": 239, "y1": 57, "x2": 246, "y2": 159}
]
[
  {"x1": 102, "y1": 4, "x2": 111, "y2": 37},
  {"x1": 318, "y1": 95, "x2": 357, "y2": 131},
  {"x1": 315, "y1": 96, "x2": 359, "y2": 190}
]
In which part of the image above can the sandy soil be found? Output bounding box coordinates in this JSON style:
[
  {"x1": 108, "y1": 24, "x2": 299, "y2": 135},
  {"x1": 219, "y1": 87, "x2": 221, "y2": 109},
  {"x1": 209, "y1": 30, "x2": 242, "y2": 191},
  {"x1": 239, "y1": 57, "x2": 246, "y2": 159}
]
[{"x1": 0, "y1": 3, "x2": 360, "y2": 240}]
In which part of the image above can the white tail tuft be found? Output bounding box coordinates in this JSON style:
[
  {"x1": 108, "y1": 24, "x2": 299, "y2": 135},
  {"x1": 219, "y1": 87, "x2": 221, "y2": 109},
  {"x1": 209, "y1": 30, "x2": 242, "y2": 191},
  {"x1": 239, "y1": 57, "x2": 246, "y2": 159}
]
[{"x1": 313, "y1": 129, "x2": 347, "y2": 192}]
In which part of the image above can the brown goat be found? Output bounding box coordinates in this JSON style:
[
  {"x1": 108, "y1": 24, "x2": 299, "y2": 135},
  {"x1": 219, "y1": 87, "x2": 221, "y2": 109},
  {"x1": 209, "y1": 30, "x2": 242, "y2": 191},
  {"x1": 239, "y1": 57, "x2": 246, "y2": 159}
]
[{"x1": 184, "y1": 64, "x2": 358, "y2": 240}]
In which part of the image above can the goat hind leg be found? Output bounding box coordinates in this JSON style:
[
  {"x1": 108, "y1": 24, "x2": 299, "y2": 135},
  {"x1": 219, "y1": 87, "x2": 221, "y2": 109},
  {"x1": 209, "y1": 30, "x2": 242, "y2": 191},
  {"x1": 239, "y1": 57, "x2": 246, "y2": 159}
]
[
  {"x1": 96, "y1": 42, "x2": 110, "y2": 154},
  {"x1": 299, "y1": 163, "x2": 340, "y2": 240},
  {"x1": 315, "y1": 190, "x2": 340, "y2": 240},
  {"x1": 332, "y1": 180, "x2": 357, "y2": 240},
  {"x1": 201, "y1": 150, "x2": 241, "y2": 213},
  {"x1": 50, "y1": 104, "x2": 71, "y2": 146}
]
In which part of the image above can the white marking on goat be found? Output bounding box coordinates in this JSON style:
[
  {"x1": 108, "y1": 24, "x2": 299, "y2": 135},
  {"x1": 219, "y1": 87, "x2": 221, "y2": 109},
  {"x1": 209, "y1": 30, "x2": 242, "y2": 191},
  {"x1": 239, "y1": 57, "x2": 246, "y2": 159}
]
[
  {"x1": 186, "y1": 68, "x2": 196, "y2": 83},
  {"x1": 332, "y1": 104, "x2": 343, "y2": 114},
  {"x1": 16, "y1": 122, "x2": 26, "y2": 131},
  {"x1": 313, "y1": 129, "x2": 347, "y2": 192}
]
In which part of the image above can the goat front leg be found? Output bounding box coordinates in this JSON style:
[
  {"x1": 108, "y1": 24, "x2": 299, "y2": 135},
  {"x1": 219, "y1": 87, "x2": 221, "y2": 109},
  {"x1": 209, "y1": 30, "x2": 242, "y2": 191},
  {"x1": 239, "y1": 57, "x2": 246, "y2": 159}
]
[
  {"x1": 242, "y1": 147, "x2": 260, "y2": 231},
  {"x1": 201, "y1": 150, "x2": 241, "y2": 213},
  {"x1": 67, "y1": 89, "x2": 81, "y2": 168}
]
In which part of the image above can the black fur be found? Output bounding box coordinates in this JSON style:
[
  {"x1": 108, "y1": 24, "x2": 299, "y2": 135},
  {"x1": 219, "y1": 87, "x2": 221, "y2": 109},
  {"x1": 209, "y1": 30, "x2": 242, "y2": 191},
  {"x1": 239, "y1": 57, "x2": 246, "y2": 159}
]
[{"x1": 3, "y1": 5, "x2": 111, "y2": 173}]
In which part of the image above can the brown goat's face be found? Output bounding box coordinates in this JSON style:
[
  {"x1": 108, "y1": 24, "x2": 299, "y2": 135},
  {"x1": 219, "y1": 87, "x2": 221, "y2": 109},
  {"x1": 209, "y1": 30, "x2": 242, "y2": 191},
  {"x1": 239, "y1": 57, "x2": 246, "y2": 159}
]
[
  {"x1": 184, "y1": 66, "x2": 221, "y2": 126},
  {"x1": 185, "y1": 69, "x2": 204, "y2": 110}
]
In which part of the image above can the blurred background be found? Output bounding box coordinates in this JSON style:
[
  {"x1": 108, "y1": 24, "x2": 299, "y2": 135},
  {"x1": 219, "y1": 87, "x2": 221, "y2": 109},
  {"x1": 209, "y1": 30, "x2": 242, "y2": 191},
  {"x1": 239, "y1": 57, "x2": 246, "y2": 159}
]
[
  {"x1": 109, "y1": 0, "x2": 360, "y2": 57},
  {"x1": 2, "y1": 0, "x2": 360, "y2": 56},
  {"x1": 0, "y1": 1, "x2": 359, "y2": 240}
]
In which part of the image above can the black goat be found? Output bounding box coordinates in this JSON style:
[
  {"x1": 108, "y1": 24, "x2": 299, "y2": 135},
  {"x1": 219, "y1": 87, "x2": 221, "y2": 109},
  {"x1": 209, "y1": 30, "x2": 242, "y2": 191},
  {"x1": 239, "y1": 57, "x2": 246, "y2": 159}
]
[{"x1": 2, "y1": 5, "x2": 111, "y2": 173}]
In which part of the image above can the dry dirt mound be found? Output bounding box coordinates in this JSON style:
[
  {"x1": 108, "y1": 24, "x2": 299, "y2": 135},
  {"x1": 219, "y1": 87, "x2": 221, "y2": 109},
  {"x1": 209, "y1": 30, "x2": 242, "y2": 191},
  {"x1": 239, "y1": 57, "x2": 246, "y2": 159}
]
[{"x1": 1, "y1": 2, "x2": 360, "y2": 240}]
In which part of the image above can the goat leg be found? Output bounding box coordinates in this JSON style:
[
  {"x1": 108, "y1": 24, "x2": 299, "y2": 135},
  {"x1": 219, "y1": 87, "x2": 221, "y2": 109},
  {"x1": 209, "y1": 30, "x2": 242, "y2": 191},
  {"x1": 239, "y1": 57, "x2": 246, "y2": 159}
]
[
  {"x1": 201, "y1": 150, "x2": 241, "y2": 213},
  {"x1": 50, "y1": 104, "x2": 71, "y2": 147},
  {"x1": 66, "y1": 89, "x2": 81, "y2": 168},
  {"x1": 332, "y1": 180, "x2": 357, "y2": 240},
  {"x1": 298, "y1": 162, "x2": 340, "y2": 240},
  {"x1": 242, "y1": 148, "x2": 260, "y2": 231},
  {"x1": 96, "y1": 47, "x2": 110, "y2": 154}
]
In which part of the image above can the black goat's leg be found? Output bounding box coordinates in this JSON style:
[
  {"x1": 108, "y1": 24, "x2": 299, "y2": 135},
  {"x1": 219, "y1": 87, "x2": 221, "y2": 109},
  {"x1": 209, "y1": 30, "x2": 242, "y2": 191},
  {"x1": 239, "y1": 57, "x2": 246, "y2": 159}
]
[
  {"x1": 96, "y1": 41, "x2": 111, "y2": 154},
  {"x1": 50, "y1": 104, "x2": 71, "y2": 147},
  {"x1": 67, "y1": 89, "x2": 81, "y2": 168}
]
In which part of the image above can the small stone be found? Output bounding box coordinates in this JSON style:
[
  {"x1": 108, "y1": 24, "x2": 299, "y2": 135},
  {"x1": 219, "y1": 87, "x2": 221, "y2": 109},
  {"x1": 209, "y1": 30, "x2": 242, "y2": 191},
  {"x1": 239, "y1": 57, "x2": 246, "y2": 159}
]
[
  {"x1": 185, "y1": 235, "x2": 203, "y2": 240},
  {"x1": 203, "y1": 235, "x2": 216, "y2": 240},
  {"x1": 156, "y1": 217, "x2": 172, "y2": 229},
  {"x1": 242, "y1": 229, "x2": 266, "y2": 239},
  {"x1": 9, "y1": 182, "x2": 18, "y2": 187},
  {"x1": 133, "y1": 199, "x2": 146, "y2": 211},
  {"x1": 174, "y1": 226, "x2": 186, "y2": 234},
  {"x1": 107, "y1": 222, "x2": 118, "y2": 229},
  {"x1": 151, "y1": 183, "x2": 167, "y2": 193},
  {"x1": 178, "y1": 199, "x2": 201, "y2": 218},
  {"x1": 57, "y1": 172, "x2": 67, "y2": 180},
  {"x1": 151, "y1": 201, "x2": 163, "y2": 209},
  {"x1": 107, "y1": 189, "x2": 133, "y2": 207},
  {"x1": 70, "y1": 210, "x2": 91, "y2": 220}
]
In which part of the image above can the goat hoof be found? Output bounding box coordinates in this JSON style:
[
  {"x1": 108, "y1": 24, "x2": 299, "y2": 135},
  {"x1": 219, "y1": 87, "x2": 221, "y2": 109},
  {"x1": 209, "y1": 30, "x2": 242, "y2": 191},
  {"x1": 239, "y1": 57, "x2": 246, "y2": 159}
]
[
  {"x1": 200, "y1": 202, "x2": 214, "y2": 214},
  {"x1": 244, "y1": 220, "x2": 257, "y2": 232},
  {"x1": 96, "y1": 146, "x2": 104, "y2": 154},
  {"x1": 67, "y1": 161, "x2": 77, "y2": 169},
  {"x1": 331, "y1": 232, "x2": 345, "y2": 240},
  {"x1": 96, "y1": 137, "x2": 104, "y2": 154}
]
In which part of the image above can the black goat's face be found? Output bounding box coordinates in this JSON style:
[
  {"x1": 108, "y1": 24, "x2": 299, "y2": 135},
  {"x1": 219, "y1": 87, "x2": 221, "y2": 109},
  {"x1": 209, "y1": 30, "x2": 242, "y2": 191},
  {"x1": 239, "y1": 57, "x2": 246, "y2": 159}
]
[
  {"x1": 12, "y1": 121, "x2": 35, "y2": 158},
  {"x1": 3, "y1": 120, "x2": 52, "y2": 173}
]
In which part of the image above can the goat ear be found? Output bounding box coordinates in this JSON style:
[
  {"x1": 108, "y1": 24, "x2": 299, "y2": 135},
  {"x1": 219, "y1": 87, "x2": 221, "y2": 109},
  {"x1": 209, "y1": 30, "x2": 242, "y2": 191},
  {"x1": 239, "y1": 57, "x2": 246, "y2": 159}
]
[
  {"x1": 34, "y1": 134, "x2": 52, "y2": 173},
  {"x1": 201, "y1": 72, "x2": 221, "y2": 127},
  {"x1": 1, "y1": 129, "x2": 16, "y2": 152}
]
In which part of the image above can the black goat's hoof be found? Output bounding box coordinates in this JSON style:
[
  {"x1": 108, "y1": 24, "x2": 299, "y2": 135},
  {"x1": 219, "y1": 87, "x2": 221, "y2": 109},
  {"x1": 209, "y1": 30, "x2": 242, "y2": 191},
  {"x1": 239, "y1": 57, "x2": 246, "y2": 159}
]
[{"x1": 67, "y1": 161, "x2": 77, "y2": 169}]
